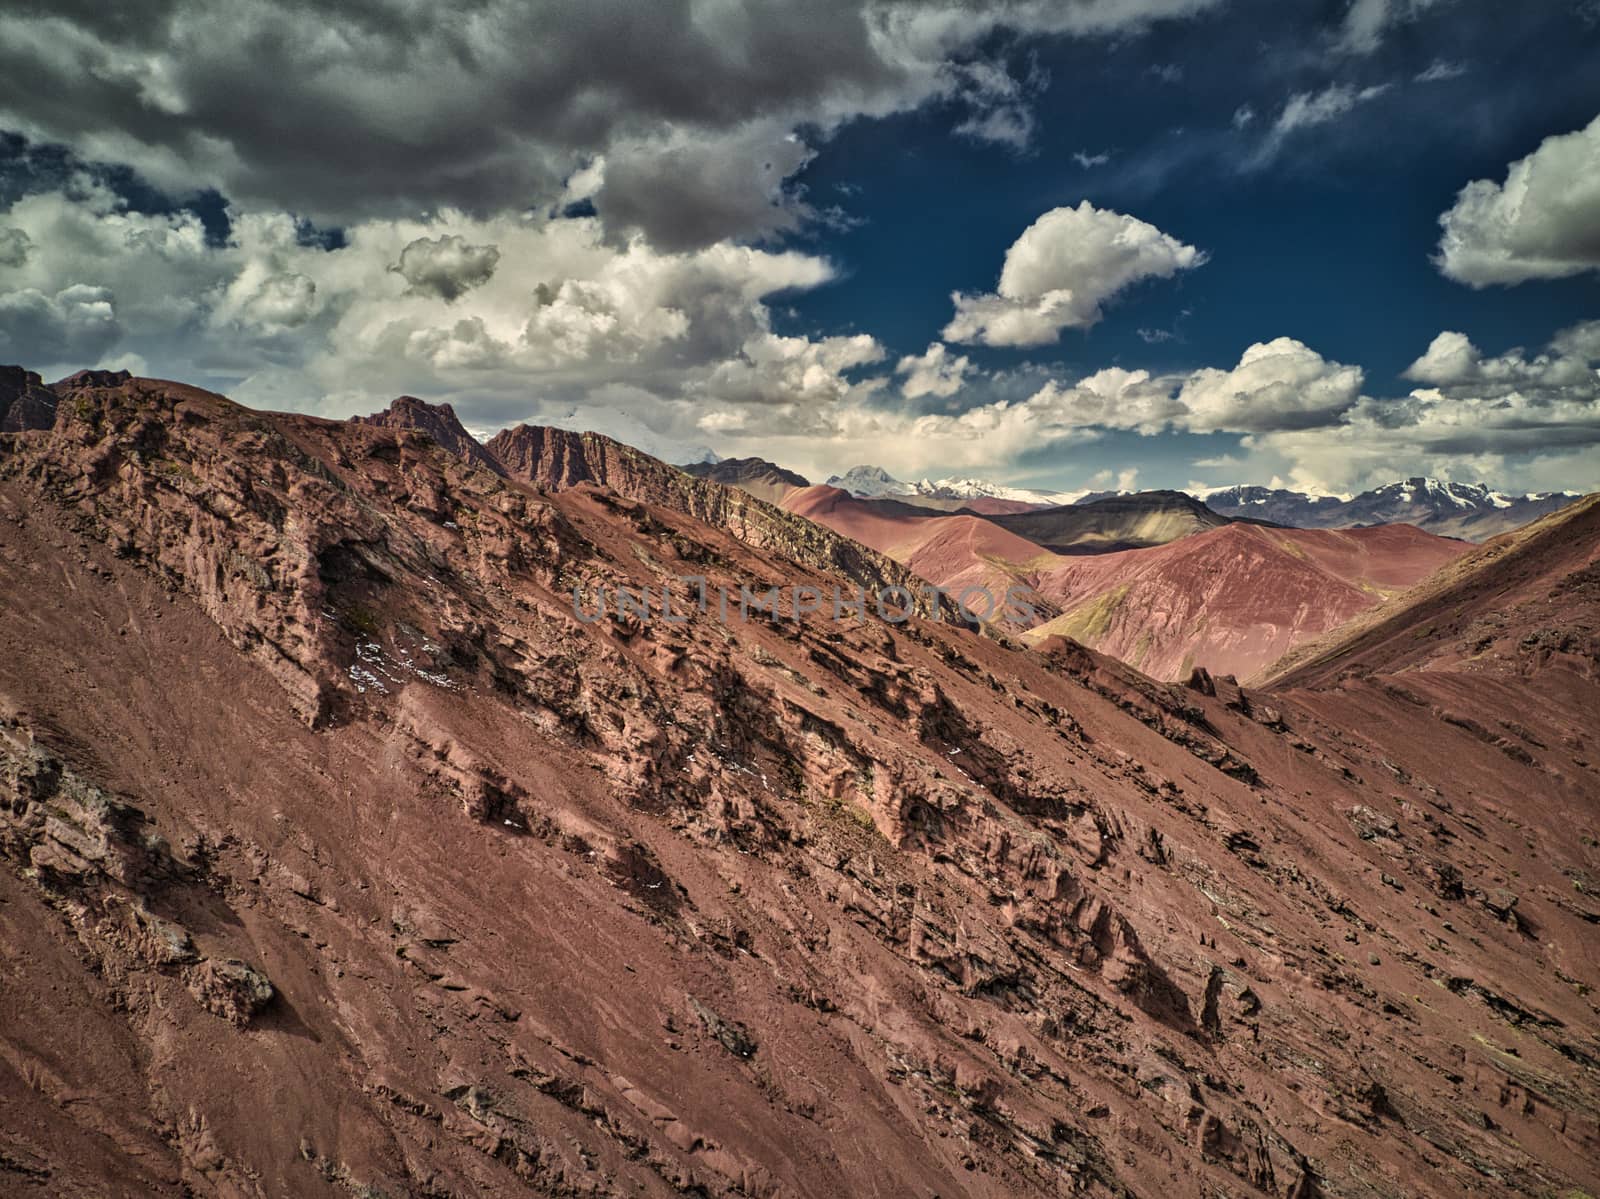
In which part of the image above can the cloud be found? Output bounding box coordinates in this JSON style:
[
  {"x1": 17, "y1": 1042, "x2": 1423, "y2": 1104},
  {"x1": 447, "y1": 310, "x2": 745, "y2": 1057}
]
[
  {"x1": 593, "y1": 124, "x2": 818, "y2": 251},
  {"x1": 1072, "y1": 149, "x2": 1111, "y2": 168},
  {"x1": 1403, "y1": 328, "x2": 1599, "y2": 399},
  {"x1": 1434, "y1": 113, "x2": 1600, "y2": 286},
  {"x1": 947, "y1": 59, "x2": 1043, "y2": 150},
  {"x1": 1250, "y1": 320, "x2": 1600, "y2": 491},
  {"x1": 0, "y1": 226, "x2": 31, "y2": 266},
  {"x1": 895, "y1": 342, "x2": 973, "y2": 398},
  {"x1": 1021, "y1": 339, "x2": 1363, "y2": 436},
  {"x1": 1231, "y1": 104, "x2": 1255, "y2": 130},
  {"x1": 863, "y1": 338, "x2": 1365, "y2": 463},
  {"x1": 943, "y1": 201, "x2": 1205, "y2": 347},
  {"x1": 0, "y1": 182, "x2": 883, "y2": 453},
  {"x1": 0, "y1": 0, "x2": 1222, "y2": 250},
  {"x1": 1251, "y1": 83, "x2": 1391, "y2": 165},
  {"x1": 393, "y1": 235, "x2": 501, "y2": 302},
  {"x1": 1551, "y1": 318, "x2": 1600, "y2": 360},
  {"x1": 1415, "y1": 59, "x2": 1467, "y2": 82},
  {"x1": 0, "y1": 283, "x2": 122, "y2": 362},
  {"x1": 1177, "y1": 337, "x2": 1364, "y2": 432},
  {"x1": 1336, "y1": 0, "x2": 1449, "y2": 54}
]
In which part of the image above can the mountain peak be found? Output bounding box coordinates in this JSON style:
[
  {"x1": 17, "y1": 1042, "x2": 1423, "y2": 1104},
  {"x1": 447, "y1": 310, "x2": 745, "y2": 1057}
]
[
  {"x1": 352, "y1": 395, "x2": 503, "y2": 474},
  {"x1": 1201, "y1": 477, "x2": 1583, "y2": 540},
  {"x1": 0, "y1": 364, "x2": 60, "y2": 432}
]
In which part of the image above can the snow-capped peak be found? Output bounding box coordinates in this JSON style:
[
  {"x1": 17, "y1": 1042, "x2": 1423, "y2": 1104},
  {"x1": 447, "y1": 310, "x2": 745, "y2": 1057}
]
[{"x1": 825, "y1": 465, "x2": 1087, "y2": 506}]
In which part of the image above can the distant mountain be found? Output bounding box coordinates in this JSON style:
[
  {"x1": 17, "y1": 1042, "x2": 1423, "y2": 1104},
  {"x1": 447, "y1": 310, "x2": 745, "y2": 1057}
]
[
  {"x1": 1197, "y1": 477, "x2": 1581, "y2": 541},
  {"x1": 679, "y1": 455, "x2": 810, "y2": 503},
  {"x1": 826, "y1": 463, "x2": 1086, "y2": 508},
  {"x1": 780, "y1": 484, "x2": 1059, "y2": 629},
  {"x1": 986, "y1": 490, "x2": 1232, "y2": 554},
  {"x1": 1023, "y1": 522, "x2": 1473, "y2": 681},
  {"x1": 1263, "y1": 491, "x2": 1600, "y2": 687}
]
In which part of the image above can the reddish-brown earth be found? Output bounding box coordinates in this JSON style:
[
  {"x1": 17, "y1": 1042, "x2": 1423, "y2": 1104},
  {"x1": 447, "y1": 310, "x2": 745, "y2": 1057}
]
[
  {"x1": 1024, "y1": 522, "x2": 1474, "y2": 682},
  {"x1": 782, "y1": 484, "x2": 1058, "y2": 624},
  {"x1": 1, "y1": 375, "x2": 1597, "y2": 1198},
  {"x1": 1263, "y1": 494, "x2": 1600, "y2": 687}
]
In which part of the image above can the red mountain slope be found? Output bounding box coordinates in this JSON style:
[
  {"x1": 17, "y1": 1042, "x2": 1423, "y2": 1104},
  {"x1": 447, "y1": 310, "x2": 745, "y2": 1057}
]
[
  {"x1": 1024, "y1": 521, "x2": 1472, "y2": 681},
  {"x1": 0, "y1": 374, "x2": 1596, "y2": 1198},
  {"x1": 1264, "y1": 493, "x2": 1600, "y2": 687},
  {"x1": 782, "y1": 483, "x2": 1057, "y2": 621}
]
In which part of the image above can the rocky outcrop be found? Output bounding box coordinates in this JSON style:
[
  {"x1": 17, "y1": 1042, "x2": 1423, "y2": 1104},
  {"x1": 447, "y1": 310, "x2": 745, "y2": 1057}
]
[
  {"x1": 0, "y1": 718, "x2": 276, "y2": 1029},
  {"x1": 352, "y1": 394, "x2": 506, "y2": 476},
  {"x1": 53, "y1": 367, "x2": 132, "y2": 390},
  {"x1": 0, "y1": 364, "x2": 59, "y2": 432},
  {"x1": 487, "y1": 423, "x2": 959, "y2": 620}
]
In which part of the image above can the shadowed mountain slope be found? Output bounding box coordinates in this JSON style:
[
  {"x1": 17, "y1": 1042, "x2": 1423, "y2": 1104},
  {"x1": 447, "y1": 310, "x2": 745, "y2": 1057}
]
[
  {"x1": 678, "y1": 456, "x2": 810, "y2": 503},
  {"x1": 987, "y1": 490, "x2": 1234, "y2": 554},
  {"x1": 0, "y1": 365, "x2": 59, "y2": 432}
]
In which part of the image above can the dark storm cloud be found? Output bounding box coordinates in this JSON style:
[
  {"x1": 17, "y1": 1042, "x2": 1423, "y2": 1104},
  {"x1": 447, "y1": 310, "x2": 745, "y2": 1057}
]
[
  {"x1": 394, "y1": 234, "x2": 501, "y2": 301},
  {"x1": 0, "y1": 226, "x2": 31, "y2": 267},
  {"x1": 0, "y1": 0, "x2": 1219, "y2": 247},
  {"x1": 0, "y1": 283, "x2": 122, "y2": 362}
]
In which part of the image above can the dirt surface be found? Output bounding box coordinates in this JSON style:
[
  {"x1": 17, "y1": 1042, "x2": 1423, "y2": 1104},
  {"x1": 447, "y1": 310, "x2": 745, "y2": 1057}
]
[{"x1": 1, "y1": 377, "x2": 1597, "y2": 1198}]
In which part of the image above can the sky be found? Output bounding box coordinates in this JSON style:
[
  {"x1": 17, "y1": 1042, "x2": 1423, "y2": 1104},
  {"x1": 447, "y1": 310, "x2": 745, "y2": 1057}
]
[{"x1": 0, "y1": 0, "x2": 1598, "y2": 496}]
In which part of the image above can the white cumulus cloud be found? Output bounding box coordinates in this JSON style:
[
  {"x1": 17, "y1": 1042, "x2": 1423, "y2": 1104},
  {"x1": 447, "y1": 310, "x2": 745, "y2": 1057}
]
[
  {"x1": 1435, "y1": 113, "x2": 1600, "y2": 286},
  {"x1": 943, "y1": 201, "x2": 1205, "y2": 347},
  {"x1": 895, "y1": 342, "x2": 973, "y2": 398}
]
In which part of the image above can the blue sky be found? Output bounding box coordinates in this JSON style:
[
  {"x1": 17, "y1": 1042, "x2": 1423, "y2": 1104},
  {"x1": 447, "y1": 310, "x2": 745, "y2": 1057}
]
[{"x1": 1, "y1": 0, "x2": 1597, "y2": 494}]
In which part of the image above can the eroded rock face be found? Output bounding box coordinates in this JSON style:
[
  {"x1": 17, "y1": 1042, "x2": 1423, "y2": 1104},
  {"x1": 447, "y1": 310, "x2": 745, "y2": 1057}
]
[
  {"x1": 352, "y1": 394, "x2": 506, "y2": 476},
  {"x1": 187, "y1": 958, "x2": 275, "y2": 1026},
  {"x1": 0, "y1": 374, "x2": 1597, "y2": 1199},
  {"x1": 0, "y1": 364, "x2": 59, "y2": 432},
  {"x1": 487, "y1": 423, "x2": 959, "y2": 621}
]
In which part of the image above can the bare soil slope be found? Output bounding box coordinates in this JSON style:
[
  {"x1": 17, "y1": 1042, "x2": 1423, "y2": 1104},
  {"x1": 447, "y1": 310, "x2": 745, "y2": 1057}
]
[
  {"x1": 0, "y1": 375, "x2": 1596, "y2": 1199},
  {"x1": 1024, "y1": 522, "x2": 1472, "y2": 681}
]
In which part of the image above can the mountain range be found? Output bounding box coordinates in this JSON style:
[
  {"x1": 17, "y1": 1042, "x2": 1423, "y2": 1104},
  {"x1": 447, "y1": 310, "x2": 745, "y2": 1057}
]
[
  {"x1": 825, "y1": 464, "x2": 1089, "y2": 511},
  {"x1": 678, "y1": 456, "x2": 812, "y2": 504},
  {"x1": 783, "y1": 483, "x2": 1473, "y2": 679},
  {"x1": 811, "y1": 461, "x2": 1580, "y2": 542},
  {"x1": 1, "y1": 371, "x2": 1598, "y2": 1198},
  {"x1": 1197, "y1": 478, "x2": 1580, "y2": 541}
]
